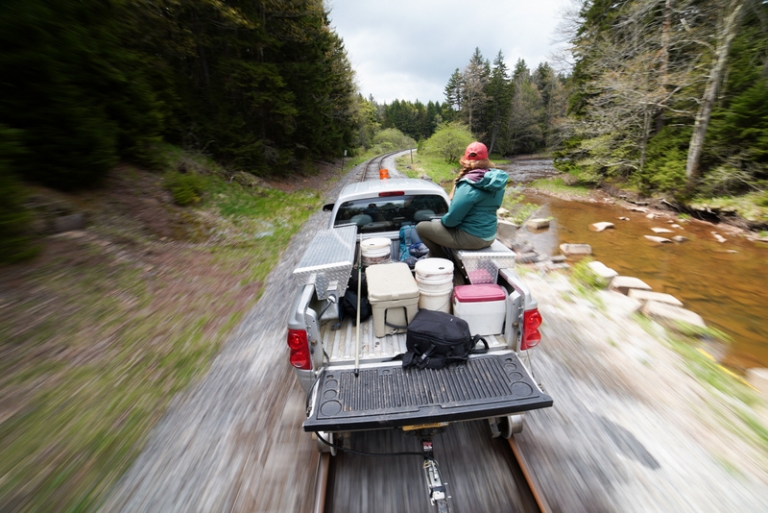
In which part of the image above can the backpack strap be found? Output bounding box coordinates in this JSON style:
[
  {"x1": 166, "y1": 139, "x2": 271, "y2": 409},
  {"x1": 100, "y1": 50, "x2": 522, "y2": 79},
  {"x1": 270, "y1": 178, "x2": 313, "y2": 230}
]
[{"x1": 470, "y1": 335, "x2": 489, "y2": 354}]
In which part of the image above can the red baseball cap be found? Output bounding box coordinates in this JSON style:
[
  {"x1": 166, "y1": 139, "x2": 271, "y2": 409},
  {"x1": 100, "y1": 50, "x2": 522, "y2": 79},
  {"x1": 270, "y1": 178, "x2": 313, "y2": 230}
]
[{"x1": 464, "y1": 141, "x2": 488, "y2": 161}]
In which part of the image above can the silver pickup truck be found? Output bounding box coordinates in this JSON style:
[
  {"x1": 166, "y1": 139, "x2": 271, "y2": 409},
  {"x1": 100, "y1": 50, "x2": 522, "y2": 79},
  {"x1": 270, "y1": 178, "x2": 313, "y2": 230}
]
[{"x1": 287, "y1": 177, "x2": 552, "y2": 454}]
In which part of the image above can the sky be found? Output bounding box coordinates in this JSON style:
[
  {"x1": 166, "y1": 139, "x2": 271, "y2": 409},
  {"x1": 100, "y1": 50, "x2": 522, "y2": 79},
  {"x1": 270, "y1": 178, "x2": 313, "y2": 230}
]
[{"x1": 326, "y1": 0, "x2": 575, "y2": 105}]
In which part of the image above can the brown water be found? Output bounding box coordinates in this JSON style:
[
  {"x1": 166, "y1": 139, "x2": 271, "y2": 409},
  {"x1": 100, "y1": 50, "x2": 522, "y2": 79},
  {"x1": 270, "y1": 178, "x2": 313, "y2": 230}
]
[{"x1": 519, "y1": 193, "x2": 768, "y2": 370}]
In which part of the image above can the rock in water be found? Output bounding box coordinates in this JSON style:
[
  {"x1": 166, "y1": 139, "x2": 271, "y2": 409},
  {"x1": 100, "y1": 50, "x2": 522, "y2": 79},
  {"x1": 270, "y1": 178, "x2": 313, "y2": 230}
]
[
  {"x1": 644, "y1": 235, "x2": 672, "y2": 244},
  {"x1": 651, "y1": 227, "x2": 673, "y2": 234},
  {"x1": 610, "y1": 276, "x2": 652, "y2": 295},
  {"x1": 627, "y1": 289, "x2": 684, "y2": 307},
  {"x1": 587, "y1": 261, "x2": 618, "y2": 280},
  {"x1": 527, "y1": 218, "x2": 551, "y2": 230},
  {"x1": 712, "y1": 232, "x2": 727, "y2": 243},
  {"x1": 560, "y1": 243, "x2": 592, "y2": 256},
  {"x1": 590, "y1": 222, "x2": 615, "y2": 232},
  {"x1": 641, "y1": 301, "x2": 706, "y2": 329}
]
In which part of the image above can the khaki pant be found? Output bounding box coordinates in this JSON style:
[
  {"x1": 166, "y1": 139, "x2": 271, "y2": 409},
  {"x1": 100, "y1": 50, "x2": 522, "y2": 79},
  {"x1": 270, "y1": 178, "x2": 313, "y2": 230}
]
[{"x1": 416, "y1": 220, "x2": 493, "y2": 261}]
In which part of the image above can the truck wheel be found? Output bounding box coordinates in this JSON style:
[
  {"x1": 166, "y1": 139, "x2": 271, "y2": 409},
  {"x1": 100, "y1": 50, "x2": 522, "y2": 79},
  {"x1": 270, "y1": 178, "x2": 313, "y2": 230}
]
[
  {"x1": 314, "y1": 431, "x2": 338, "y2": 456},
  {"x1": 490, "y1": 414, "x2": 524, "y2": 439}
]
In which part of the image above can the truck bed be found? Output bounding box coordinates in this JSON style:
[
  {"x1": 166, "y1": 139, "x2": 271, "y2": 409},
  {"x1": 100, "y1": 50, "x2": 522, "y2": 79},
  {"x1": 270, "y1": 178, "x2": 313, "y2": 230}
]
[
  {"x1": 320, "y1": 315, "x2": 509, "y2": 364},
  {"x1": 304, "y1": 350, "x2": 553, "y2": 432}
]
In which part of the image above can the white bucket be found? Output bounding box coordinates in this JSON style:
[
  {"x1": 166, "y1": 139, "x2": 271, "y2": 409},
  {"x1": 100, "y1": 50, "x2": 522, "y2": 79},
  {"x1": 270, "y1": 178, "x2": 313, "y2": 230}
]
[
  {"x1": 418, "y1": 289, "x2": 453, "y2": 313},
  {"x1": 361, "y1": 237, "x2": 391, "y2": 266},
  {"x1": 415, "y1": 258, "x2": 454, "y2": 312}
]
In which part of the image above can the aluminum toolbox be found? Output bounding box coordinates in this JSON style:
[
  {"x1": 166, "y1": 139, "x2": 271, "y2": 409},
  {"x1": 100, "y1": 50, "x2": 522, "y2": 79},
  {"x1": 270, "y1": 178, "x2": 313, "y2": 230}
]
[
  {"x1": 293, "y1": 225, "x2": 357, "y2": 300},
  {"x1": 458, "y1": 241, "x2": 517, "y2": 285}
]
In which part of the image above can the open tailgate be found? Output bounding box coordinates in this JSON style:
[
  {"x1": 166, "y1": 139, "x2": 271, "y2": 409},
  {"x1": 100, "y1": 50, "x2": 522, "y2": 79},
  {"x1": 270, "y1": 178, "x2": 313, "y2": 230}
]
[{"x1": 303, "y1": 351, "x2": 552, "y2": 432}]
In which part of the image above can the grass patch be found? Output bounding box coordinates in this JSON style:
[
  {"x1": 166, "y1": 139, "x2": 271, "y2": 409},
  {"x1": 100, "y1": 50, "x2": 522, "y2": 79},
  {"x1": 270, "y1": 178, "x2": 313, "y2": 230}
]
[
  {"x1": 0, "y1": 150, "x2": 325, "y2": 512},
  {"x1": 501, "y1": 192, "x2": 540, "y2": 226},
  {"x1": 689, "y1": 192, "x2": 768, "y2": 223},
  {"x1": 396, "y1": 152, "x2": 458, "y2": 192},
  {"x1": 529, "y1": 177, "x2": 591, "y2": 197},
  {"x1": 568, "y1": 259, "x2": 607, "y2": 311}
]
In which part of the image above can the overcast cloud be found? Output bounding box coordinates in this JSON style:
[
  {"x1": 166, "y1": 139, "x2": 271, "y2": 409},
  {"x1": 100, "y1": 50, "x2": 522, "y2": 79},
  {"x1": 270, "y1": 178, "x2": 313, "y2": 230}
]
[{"x1": 327, "y1": 0, "x2": 573, "y2": 104}]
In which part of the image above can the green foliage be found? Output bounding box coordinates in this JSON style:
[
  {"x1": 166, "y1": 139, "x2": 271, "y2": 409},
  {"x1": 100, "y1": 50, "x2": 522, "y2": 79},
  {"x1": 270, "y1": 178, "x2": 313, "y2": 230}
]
[
  {"x1": 500, "y1": 193, "x2": 540, "y2": 225},
  {"x1": 638, "y1": 126, "x2": 691, "y2": 194},
  {"x1": 421, "y1": 122, "x2": 475, "y2": 163},
  {"x1": 0, "y1": 125, "x2": 37, "y2": 263},
  {"x1": 371, "y1": 129, "x2": 416, "y2": 153},
  {"x1": 570, "y1": 258, "x2": 608, "y2": 290},
  {"x1": 164, "y1": 172, "x2": 205, "y2": 206}
]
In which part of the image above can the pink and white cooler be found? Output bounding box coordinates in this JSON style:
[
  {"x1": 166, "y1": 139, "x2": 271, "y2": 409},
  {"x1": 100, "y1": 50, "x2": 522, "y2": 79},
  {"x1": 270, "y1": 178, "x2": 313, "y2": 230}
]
[{"x1": 452, "y1": 284, "x2": 507, "y2": 336}]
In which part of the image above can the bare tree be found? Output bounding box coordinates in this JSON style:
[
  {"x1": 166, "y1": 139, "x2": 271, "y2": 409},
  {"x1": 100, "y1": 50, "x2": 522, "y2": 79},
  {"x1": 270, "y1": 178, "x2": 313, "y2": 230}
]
[{"x1": 685, "y1": 0, "x2": 748, "y2": 187}]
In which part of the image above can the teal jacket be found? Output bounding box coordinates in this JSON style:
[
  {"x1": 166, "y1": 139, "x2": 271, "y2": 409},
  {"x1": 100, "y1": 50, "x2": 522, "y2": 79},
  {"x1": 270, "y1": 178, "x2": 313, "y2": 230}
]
[{"x1": 441, "y1": 168, "x2": 508, "y2": 240}]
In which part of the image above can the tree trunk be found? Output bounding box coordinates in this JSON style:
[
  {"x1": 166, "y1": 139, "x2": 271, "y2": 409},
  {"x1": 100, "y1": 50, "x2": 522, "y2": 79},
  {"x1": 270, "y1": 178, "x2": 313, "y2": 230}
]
[
  {"x1": 685, "y1": 0, "x2": 746, "y2": 187},
  {"x1": 656, "y1": 0, "x2": 673, "y2": 132}
]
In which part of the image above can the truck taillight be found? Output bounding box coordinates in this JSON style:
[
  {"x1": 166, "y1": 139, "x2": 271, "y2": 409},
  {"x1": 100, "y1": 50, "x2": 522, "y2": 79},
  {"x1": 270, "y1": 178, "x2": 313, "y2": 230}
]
[
  {"x1": 287, "y1": 329, "x2": 311, "y2": 370},
  {"x1": 521, "y1": 308, "x2": 542, "y2": 350}
]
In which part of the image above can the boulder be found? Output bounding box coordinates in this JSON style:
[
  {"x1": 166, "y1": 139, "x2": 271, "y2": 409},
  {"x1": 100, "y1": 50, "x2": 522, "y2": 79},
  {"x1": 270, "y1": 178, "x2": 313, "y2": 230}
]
[
  {"x1": 627, "y1": 289, "x2": 684, "y2": 307},
  {"x1": 712, "y1": 232, "x2": 727, "y2": 243},
  {"x1": 671, "y1": 224, "x2": 682, "y2": 229},
  {"x1": 646, "y1": 213, "x2": 656, "y2": 219},
  {"x1": 527, "y1": 218, "x2": 551, "y2": 230},
  {"x1": 590, "y1": 222, "x2": 615, "y2": 232},
  {"x1": 644, "y1": 235, "x2": 673, "y2": 243},
  {"x1": 597, "y1": 290, "x2": 642, "y2": 316},
  {"x1": 672, "y1": 235, "x2": 688, "y2": 243},
  {"x1": 496, "y1": 207, "x2": 512, "y2": 217},
  {"x1": 630, "y1": 207, "x2": 648, "y2": 213},
  {"x1": 560, "y1": 243, "x2": 592, "y2": 256},
  {"x1": 551, "y1": 255, "x2": 567, "y2": 263},
  {"x1": 651, "y1": 227, "x2": 673, "y2": 234},
  {"x1": 618, "y1": 216, "x2": 630, "y2": 221},
  {"x1": 641, "y1": 301, "x2": 706, "y2": 329},
  {"x1": 610, "y1": 276, "x2": 652, "y2": 295},
  {"x1": 516, "y1": 252, "x2": 539, "y2": 264},
  {"x1": 587, "y1": 260, "x2": 618, "y2": 280},
  {"x1": 496, "y1": 219, "x2": 518, "y2": 245}
]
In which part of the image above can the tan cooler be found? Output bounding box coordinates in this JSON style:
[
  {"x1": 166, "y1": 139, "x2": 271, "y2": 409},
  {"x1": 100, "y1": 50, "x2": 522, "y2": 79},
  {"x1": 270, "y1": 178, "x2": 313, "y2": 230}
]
[{"x1": 365, "y1": 262, "x2": 420, "y2": 338}]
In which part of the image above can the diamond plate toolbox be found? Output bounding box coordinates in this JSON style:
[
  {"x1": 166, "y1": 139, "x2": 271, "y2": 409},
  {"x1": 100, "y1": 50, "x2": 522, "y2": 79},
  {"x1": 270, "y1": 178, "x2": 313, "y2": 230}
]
[
  {"x1": 293, "y1": 225, "x2": 357, "y2": 300},
  {"x1": 458, "y1": 242, "x2": 517, "y2": 285}
]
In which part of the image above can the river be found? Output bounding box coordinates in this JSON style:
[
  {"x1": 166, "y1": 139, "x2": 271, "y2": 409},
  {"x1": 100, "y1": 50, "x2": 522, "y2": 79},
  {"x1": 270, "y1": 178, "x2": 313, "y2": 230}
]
[{"x1": 503, "y1": 157, "x2": 768, "y2": 371}]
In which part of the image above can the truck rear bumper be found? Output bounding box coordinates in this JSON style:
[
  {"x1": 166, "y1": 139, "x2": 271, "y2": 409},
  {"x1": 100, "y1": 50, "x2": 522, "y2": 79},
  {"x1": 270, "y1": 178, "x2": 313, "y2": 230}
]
[{"x1": 303, "y1": 351, "x2": 552, "y2": 432}]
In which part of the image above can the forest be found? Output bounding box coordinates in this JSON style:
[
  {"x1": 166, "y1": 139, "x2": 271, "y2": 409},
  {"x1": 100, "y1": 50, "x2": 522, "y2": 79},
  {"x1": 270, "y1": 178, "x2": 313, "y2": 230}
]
[
  {"x1": 561, "y1": 0, "x2": 768, "y2": 200},
  {"x1": 2, "y1": 0, "x2": 767, "y2": 263}
]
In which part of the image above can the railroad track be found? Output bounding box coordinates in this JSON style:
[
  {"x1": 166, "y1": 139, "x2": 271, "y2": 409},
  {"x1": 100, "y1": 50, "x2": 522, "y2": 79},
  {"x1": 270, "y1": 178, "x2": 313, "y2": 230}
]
[
  {"x1": 312, "y1": 423, "x2": 551, "y2": 513},
  {"x1": 360, "y1": 151, "x2": 401, "y2": 182}
]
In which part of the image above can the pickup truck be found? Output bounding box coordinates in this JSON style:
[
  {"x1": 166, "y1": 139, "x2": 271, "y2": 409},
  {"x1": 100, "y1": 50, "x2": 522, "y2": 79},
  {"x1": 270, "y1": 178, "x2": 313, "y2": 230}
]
[{"x1": 287, "y1": 175, "x2": 553, "y2": 454}]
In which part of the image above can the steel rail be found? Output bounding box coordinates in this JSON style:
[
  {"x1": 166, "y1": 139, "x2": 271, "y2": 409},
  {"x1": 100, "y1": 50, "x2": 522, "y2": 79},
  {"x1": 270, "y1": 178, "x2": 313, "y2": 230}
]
[
  {"x1": 508, "y1": 436, "x2": 552, "y2": 513},
  {"x1": 312, "y1": 453, "x2": 331, "y2": 513}
]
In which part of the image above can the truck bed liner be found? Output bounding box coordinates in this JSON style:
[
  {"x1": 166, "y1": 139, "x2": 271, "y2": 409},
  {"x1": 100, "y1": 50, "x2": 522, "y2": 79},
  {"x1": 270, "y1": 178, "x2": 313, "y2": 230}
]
[
  {"x1": 304, "y1": 351, "x2": 552, "y2": 432},
  {"x1": 320, "y1": 318, "x2": 508, "y2": 363}
]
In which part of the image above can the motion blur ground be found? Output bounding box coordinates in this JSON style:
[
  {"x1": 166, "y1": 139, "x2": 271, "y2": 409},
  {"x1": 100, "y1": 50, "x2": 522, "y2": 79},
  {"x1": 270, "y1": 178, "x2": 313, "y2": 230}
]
[{"x1": 104, "y1": 153, "x2": 768, "y2": 512}]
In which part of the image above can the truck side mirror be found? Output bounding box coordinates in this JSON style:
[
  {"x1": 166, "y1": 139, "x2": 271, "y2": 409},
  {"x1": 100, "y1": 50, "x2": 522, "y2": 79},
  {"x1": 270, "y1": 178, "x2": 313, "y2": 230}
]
[{"x1": 322, "y1": 203, "x2": 334, "y2": 212}]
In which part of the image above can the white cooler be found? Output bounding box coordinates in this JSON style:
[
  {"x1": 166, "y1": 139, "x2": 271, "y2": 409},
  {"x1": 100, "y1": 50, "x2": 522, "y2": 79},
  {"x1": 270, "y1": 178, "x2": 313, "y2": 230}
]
[
  {"x1": 366, "y1": 262, "x2": 420, "y2": 338},
  {"x1": 453, "y1": 284, "x2": 507, "y2": 336}
]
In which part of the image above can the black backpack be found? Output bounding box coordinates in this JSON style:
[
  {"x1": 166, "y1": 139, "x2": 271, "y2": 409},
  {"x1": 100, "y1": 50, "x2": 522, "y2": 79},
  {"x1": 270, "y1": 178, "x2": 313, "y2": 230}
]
[{"x1": 402, "y1": 309, "x2": 488, "y2": 369}]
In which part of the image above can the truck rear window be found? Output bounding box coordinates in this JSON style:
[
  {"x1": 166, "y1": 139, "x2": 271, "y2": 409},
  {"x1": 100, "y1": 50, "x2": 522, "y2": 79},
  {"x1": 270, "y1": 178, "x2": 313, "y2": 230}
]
[{"x1": 334, "y1": 194, "x2": 449, "y2": 234}]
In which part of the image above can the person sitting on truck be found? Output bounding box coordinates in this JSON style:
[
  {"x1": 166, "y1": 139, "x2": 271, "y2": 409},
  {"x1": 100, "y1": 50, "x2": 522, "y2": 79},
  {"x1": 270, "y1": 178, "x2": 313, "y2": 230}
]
[{"x1": 416, "y1": 141, "x2": 508, "y2": 260}]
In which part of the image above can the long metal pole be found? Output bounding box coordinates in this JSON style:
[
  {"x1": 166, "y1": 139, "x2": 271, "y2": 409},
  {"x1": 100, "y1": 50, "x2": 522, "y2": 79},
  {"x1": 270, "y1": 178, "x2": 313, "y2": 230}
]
[{"x1": 354, "y1": 239, "x2": 362, "y2": 377}]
